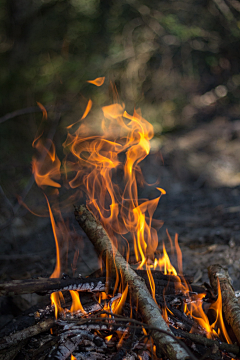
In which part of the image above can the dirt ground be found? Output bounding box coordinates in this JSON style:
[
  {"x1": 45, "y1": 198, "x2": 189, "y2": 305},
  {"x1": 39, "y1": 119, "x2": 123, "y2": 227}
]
[{"x1": 0, "y1": 115, "x2": 240, "y2": 329}]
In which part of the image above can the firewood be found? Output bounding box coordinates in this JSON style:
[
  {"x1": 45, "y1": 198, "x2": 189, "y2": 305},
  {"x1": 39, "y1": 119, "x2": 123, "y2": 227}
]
[
  {"x1": 0, "y1": 277, "x2": 108, "y2": 297},
  {"x1": 170, "y1": 326, "x2": 240, "y2": 355},
  {"x1": 0, "y1": 318, "x2": 55, "y2": 351},
  {"x1": 74, "y1": 204, "x2": 190, "y2": 360},
  {"x1": 208, "y1": 264, "x2": 240, "y2": 344}
]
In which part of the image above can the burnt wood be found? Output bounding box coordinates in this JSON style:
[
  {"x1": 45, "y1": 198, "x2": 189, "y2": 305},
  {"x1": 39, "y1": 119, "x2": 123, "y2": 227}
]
[
  {"x1": 0, "y1": 277, "x2": 108, "y2": 297},
  {"x1": 170, "y1": 326, "x2": 240, "y2": 355}
]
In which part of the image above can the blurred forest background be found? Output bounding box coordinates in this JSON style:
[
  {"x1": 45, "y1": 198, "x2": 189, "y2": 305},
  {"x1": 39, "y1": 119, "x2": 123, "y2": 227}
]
[
  {"x1": 1, "y1": 1, "x2": 240, "y2": 324},
  {"x1": 1, "y1": 0, "x2": 240, "y2": 199},
  {"x1": 0, "y1": 0, "x2": 240, "y2": 201}
]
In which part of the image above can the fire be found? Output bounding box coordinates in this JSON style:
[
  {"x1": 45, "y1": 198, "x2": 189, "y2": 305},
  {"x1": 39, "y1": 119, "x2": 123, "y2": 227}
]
[
  {"x1": 69, "y1": 290, "x2": 86, "y2": 314},
  {"x1": 208, "y1": 279, "x2": 232, "y2": 343},
  {"x1": 50, "y1": 291, "x2": 64, "y2": 319},
  {"x1": 63, "y1": 85, "x2": 167, "y2": 274},
  {"x1": 105, "y1": 334, "x2": 113, "y2": 342},
  {"x1": 87, "y1": 76, "x2": 105, "y2": 86},
  {"x1": 32, "y1": 138, "x2": 61, "y2": 189},
  {"x1": 30, "y1": 78, "x2": 231, "y2": 346}
]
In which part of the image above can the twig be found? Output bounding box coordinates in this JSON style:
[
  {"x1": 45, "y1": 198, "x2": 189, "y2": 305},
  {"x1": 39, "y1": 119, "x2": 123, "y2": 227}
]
[
  {"x1": 208, "y1": 264, "x2": 240, "y2": 344},
  {"x1": 74, "y1": 204, "x2": 190, "y2": 360}
]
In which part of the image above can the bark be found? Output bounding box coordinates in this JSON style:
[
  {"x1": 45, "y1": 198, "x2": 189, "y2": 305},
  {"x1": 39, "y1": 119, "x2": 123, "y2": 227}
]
[
  {"x1": 74, "y1": 204, "x2": 190, "y2": 360},
  {"x1": 208, "y1": 264, "x2": 240, "y2": 344},
  {"x1": 0, "y1": 277, "x2": 107, "y2": 297},
  {"x1": 0, "y1": 318, "x2": 55, "y2": 350}
]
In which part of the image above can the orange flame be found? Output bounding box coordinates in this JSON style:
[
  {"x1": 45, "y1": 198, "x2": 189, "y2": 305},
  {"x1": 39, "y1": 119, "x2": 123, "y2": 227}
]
[
  {"x1": 70, "y1": 290, "x2": 86, "y2": 314},
  {"x1": 63, "y1": 96, "x2": 164, "y2": 272},
  {"x1": 209, "y1": 279, "x2": 232, "y2": 343},
  {"x1": 30, "y1": 81, "x2": 231, "y2": 344},
  {"x1": 87, "y1": 77, "x2": 105, "y2": 86},
  {"x1": 50, "y1": 291, "x2": 64, "y2": 319},
  {"x1": 32, "y1": 139, "x2": 61, "y2": 188},
  {"x1": 183, "y1": 279, "x2": 231, "y2": 342}
]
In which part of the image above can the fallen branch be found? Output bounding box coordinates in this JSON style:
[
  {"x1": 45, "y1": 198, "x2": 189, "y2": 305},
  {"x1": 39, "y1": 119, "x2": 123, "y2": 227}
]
[
  {"x1": 208, "y1": 264, "x2": 240, "y2": 344},
  {"x1": 74, "y1": 205, "x2": 190, "y2": 360}
]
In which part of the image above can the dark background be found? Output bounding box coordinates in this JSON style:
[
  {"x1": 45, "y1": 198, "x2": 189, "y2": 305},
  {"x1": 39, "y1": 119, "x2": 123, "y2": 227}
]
[{"x1": 1, "y1": 0, "x2": 240, "y2": 326}]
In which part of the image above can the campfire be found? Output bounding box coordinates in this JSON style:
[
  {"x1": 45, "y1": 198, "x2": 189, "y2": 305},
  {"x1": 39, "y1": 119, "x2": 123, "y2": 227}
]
[{"x1": 1, "y1": 77, "x2": 240, "y2": 360}]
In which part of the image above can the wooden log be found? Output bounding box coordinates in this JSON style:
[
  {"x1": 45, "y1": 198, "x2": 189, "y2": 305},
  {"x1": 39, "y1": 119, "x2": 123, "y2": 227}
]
[
  {"x1": 74, "y1": 204, "x2": 190, "y2": 360},
  {"x1": 0, "y1": 318, "x2": 55, "y2": 350},
  {"x1": 208, "y1": 264, "x2": 240, "y2": 344},
  {"x1": 0, "y1": 277, "x2": 107, "y2": 297}
]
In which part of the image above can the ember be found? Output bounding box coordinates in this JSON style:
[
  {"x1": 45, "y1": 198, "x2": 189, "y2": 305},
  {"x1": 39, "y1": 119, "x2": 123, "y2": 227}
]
[{"x1": 0, "y1": 77, "x2": 240, "y2": 360}]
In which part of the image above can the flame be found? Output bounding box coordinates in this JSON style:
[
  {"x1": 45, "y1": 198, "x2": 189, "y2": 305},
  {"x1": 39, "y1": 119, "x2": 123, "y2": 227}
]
[
  {"x1": 50, "y1": 291, "x2": 64, "y2": 319},
  {"x1": 183, "y1": 279, "x2": 231, "y2": 342},
  {"x1": 36, "y1": 101, "x2": 48, "y2": 119},
  {"x1": 63, "y1": 98, "x2": 164, "y2": 272},
  {"x1": 87, "y1": 76, "x2": 105, "y2": 86},
  {"x1": 147, "y1": 268, "x2": 156, "y2": 303},
  {"x1": 105, "y1": 335, "x2": 113, "y2": 342},
  {"x1": 71, "y1": 355, "x2": 77, "y2": 360},
  {"x1": 209, "y1": 279, "x2": 232, "y2": 343},
  {"x1": 32, "y1": 139, "x2": 61, "y2": 188},
  {"x1": 70, "y1": 290, "x2": 86, "y2": 314},
  {"x1": 45, "y1": 196, "x2": 61, "y2": 279},
  {"x1": 30, "y1": 79, "x2": 232, "y2": 343},
  {"x1": 153, "y1": 243, "x2": 178, "y2": 276},
  {"x1": 111, "y1": 284, "x2": 128, "y2": 314}
]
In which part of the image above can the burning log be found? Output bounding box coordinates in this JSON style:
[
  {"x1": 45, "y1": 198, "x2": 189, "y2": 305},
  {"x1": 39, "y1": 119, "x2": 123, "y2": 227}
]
[
  {"x1": 208, "y1": 264, "x2": 240, "y2": 345},
  {"x1": 170, "y1": 327, "x2": 240, "y2": 355},
  {"x1": 0, "y1": 276, "x2": 108, "y2": 297},
  {"x1": 74, "y1": 204, "x2": 190, "y2": 360}
]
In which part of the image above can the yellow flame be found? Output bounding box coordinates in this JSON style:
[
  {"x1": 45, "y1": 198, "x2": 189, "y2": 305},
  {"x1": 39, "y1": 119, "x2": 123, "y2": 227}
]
[{"x1": 70, "y1": 290, "x2": 86, "y2": 314}]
